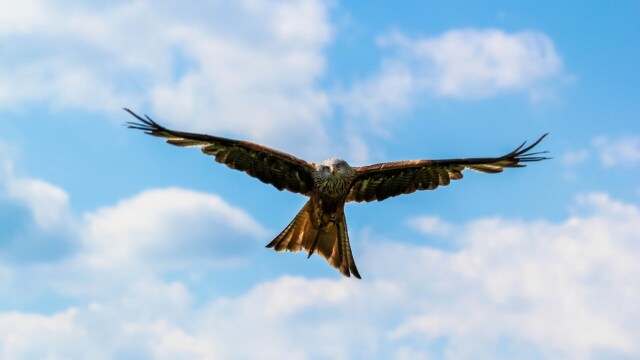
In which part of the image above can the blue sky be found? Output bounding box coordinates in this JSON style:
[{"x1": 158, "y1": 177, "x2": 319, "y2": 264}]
[{"x1": 1, "y1": 0, "x2": 639, "y2": 359}]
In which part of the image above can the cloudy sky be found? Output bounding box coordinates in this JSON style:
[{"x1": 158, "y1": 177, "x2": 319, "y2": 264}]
[{"x1": 1, "y1": 1, "x2": 639, "y2": 359}]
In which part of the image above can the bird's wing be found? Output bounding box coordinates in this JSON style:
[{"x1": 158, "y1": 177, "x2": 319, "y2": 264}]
[
  {"x1": 125, "y1": 108, "x2": 315, "y2": 196},
  {"x1": 347, "y1": 134, "x2": 549, "y2": 202}
]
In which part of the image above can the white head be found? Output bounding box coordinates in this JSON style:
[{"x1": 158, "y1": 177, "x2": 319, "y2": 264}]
[
  {"x1": 313, "y1": 158, "x2": 355, "y2": 197},
  {"x1": 318, "y1": 158, "x2": 351, "y2": 176}
]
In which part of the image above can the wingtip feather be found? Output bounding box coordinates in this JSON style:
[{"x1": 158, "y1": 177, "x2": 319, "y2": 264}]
[
  {"x1": 123, "y1": 108, "x2": 166, "y2": 135},
  {"x1": 511, "y1": 133, "x2": 550, "y2": 163}
]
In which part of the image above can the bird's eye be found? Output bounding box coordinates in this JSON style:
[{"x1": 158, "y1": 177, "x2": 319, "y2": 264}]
[{"x1": 322, "y1": 165, "x2": 330, "y2": 172}]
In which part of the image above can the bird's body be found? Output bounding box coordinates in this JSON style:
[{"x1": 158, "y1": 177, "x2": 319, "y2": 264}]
[
  {"x1": 125, "y1": 108, "x2": 549, "y2": 279},
  {"x1": 270, "y1": 158, "x2": 361, "y2": 277}
]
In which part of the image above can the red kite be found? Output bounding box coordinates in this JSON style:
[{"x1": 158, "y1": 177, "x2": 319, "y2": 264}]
[{"x1": 125, "y1": 108, "x2": 548, "y2": 279}]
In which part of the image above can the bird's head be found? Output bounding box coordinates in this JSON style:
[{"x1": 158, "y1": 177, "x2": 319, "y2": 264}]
[{"x1": 317, "y1": 158, "x2": 354, "y2": 179}]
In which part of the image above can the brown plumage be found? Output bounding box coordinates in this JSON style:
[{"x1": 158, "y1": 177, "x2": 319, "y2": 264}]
[{"x1": 125, "y1": 108, "x2": 549, "y2": 279}]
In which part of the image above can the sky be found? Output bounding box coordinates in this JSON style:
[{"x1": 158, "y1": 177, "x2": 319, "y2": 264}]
[{"x1": 0, "y1": 0, "x2": 639, "y2": 359}]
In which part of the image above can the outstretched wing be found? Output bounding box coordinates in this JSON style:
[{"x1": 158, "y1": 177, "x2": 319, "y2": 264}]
[
  {"x1": 125, "y1": 108, "x2": 315, "y2": 195},
  {"x1": 347, "y1": 134, "x2": 549, "y2": 202}
]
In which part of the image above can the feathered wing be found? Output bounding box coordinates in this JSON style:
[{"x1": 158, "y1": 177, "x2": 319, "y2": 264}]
[
  {"x1": 347, "y1": 134, "x2": 549, "y2": 202},
  {"x1": 125, "y1": 108, "x2": 315, "y2": 195}
]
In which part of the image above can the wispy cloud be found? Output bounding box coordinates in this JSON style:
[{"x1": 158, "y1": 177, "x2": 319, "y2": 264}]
[
  {"x1": 339, "y1": 29, "x2": 562, "y2": 119},
  {"x1": 560, "y1": 148, "x2": 590, "y2": 166},
  {"x1": 411, "y1": 29, "x2": 561, "y2": 98},
  {"x1": 592, "y1": 136, "x2": 640, "y2": 168},
  {"x1": 560, "y1": 135, "x2": 640, "y2": 172},
  {"x1": 0, "y1": 146, "x2": 77, "y2": 262},
  {"x1": 407, "y1": 215, "x2": 453, "y2": 236}
]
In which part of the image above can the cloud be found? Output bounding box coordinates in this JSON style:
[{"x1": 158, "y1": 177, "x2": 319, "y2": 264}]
[
  {"x1": 0, "y1": 145, "x2": 76, "y2": 262},
  {"x1": 407, "y1": 215, "x2": 453, "y2": 236},
  {"x1": 340, "y1": 29, "x2": 562, "y2": 119},
  {"x1": 81, "y1": 187, "x2": 268, "y2": 269},
  {"x1": 0, "y1": 140, "x2": 265, "y2": 267},
  {"x1": 411, "y1": 29, "x2": 561, "y2": 98},
  {"x1": 0, "y1": 297, "x2": 207, "y2": 360},
  {"x1": 0, "y1": 0, "x2": 334, "y2": 157},
  {"x1": 368, "y1": 192, "x2": 640, "y2": 359},
  {"x1": 147, "y1": 0, "x2": 334, "y2": 155},
  {"x1": 0, "y1": 143, "x2": 268, "y2": 308},
  {"x1": 2, "y1": 190, "x2": 638, "y2": 359},
  {"x1": 1, "y1": 2, "x2": 566, "y2": 162},
  {"x1": 4, "y1": 138, "x2": 637, "y2": 359},
  {"x1": 592, "y1": 136, "x2": 640, "y2": 168},
  {"x1": 336, "y1": 62, "x2": 416, "y2": 121},
  {"x1": 559, "y1": 135, "x2": 640, "y2": 178},
  {"x1": 560, "y1": 148, "x2": 590, "y2": 166},
  {"x1": 50, "y1": 186, "x2": 269, "y2": 303},
  {"x1": 0, "y1": 146, "x2": 71, "y2": 231}
]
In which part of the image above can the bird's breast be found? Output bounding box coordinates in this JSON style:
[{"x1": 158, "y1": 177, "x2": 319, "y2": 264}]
[{"x1": 314, "y1": 175, "x2": 352, "y2": 198}]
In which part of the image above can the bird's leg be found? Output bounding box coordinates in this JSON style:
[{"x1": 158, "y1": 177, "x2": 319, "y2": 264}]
[
  {"x1": 308, "y1": 211, "x2": 337, "y2": 258},
  {"x1": 321, "y1": 212, "x2": 337, "y2": 230}
]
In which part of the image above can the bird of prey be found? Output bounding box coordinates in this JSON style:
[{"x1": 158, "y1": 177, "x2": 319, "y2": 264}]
[{"x1": 125, "y1": 108, "x2": 549, "y2": 279}]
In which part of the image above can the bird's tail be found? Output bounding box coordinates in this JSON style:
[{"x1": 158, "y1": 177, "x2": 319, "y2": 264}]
[{"x1": 266, "y1": 201, "x2": 361, "y2": 279}]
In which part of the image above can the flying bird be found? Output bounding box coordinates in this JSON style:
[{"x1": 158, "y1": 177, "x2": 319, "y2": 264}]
[{"x1": 125, "y1": 108, "x2": 549, "y2": 279}]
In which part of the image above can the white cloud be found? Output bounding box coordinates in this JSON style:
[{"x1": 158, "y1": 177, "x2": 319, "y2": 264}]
[
  {"x1": 370, "y1": 193, "x2": 640, "y2": 359},
  {"x1": 0, "y1": 147, "x2": 72, "y2": 232},
  {"x1": 0, "y1": 0, "x2": 48, "y2": 36},
  {"x1": 0, "y1": 145, "x2": 77, "y2": 263},
  {"x1": 198, "y1": 193, "x2": 637, "y2": 359},
  {"x1": 2, "y1": 190, "x2": 638, "y2": 359},
  {"x1": 1, "y1": 2, "x2": 566, "y2": 162},
  {"x1": 341, "y1": 29, "x2": 562, "y2": 119},
  {"x1": 0, "y1": 299, "x2": 213, "y2": 360},
  {"x1": 5, "y1": 178, "x2": 71, "y2": 231},
  {"x1": 0, "y1": 143, "x2": 268, "y2": 306},
  {"x1": 5, "y1": 138, "x2": 637, "y2": 359},
  {"x1": 412, "y1": 29, "x2": 561, "y2": 97},
  {"x1": 560, "y1": 135, "x2": 640, "y2": 176},
  {"x1": 592, "y1": 135, "x2": 640, "y2": 168},
  {"x1": 82, "y1": 187, "x2": 268, "y2": 269},
  {"x1": 147, "y1": 0, "x2": 334, "y2": 156},
  {"x1": 561, "y1": 148, "x2": 590, "y2": 166},
  {"x1": 407, "y1": 215, "x2": 452, "y2": 236},
  {"x1": 0, "y1": 0, "x2": 334, "y2": 158},
  {"x1": 336, "y1": 62, "x2": 415, "y2": 121},
  {"x1": 0, "y1": 309, "x2": 84, "y2": 359}
]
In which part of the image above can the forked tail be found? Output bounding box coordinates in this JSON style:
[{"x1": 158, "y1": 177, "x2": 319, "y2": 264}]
[{"x1": 266, "y1": 201, "x2": 361, "y2": 279}]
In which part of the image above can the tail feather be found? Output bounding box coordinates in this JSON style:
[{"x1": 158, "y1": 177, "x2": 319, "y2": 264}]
[
  {"x1": 266, "y1": 202, "x2": 315, "y2": 252},
  {"x1": 266, "y1": 201, "x2": 361, "y2": 279},
  {"x1": 288, "y1": 212, "x2": 315, "y2": 252},
  {"x1": 307, "y1": 230, "x2": 321, "y2": 258},
  {"x1": 327, "y1": 235, "x2": 343, "y2": 271},
  {"x1": 337, "y1": 219, "x2": 360, "y2": 279}
]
